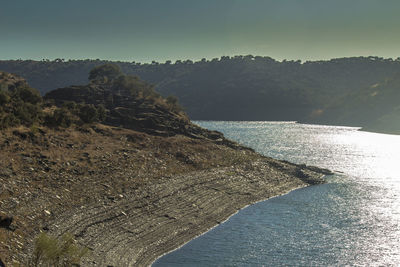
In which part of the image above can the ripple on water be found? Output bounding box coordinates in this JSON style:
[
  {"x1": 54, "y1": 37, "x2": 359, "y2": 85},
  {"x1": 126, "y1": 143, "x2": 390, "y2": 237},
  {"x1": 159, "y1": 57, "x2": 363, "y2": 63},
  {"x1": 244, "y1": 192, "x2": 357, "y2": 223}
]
[{"x1": 153, "y1": 122, "x2": 400, "y2": 266}]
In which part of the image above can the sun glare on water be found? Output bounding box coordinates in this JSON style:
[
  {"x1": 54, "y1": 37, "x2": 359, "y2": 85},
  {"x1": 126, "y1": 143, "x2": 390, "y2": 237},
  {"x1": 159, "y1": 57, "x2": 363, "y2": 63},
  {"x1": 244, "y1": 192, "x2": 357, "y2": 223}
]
[{"x1": 174, "y1": 122, "x2": 400, "y2": 266}]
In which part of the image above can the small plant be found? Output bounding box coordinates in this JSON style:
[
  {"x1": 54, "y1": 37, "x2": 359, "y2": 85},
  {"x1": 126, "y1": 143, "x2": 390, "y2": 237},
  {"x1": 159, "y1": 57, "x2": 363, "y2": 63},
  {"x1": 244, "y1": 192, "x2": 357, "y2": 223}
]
[
  {"x1": 31, "y1": 232, "x2": 89, "y2": 267},
  {"x1": 164, "y1": 95, "x2": 180, "y2": 112},
  {"x1": 30, "y1": 124, "x2": 40, "y2": 135}
]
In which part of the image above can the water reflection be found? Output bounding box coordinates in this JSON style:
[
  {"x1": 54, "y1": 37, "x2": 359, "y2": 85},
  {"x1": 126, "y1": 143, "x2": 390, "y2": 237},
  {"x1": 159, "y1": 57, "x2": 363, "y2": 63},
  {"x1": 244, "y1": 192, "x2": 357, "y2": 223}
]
[{"x1": 154, "y1": 122, "x2": 400, "y2": 266}]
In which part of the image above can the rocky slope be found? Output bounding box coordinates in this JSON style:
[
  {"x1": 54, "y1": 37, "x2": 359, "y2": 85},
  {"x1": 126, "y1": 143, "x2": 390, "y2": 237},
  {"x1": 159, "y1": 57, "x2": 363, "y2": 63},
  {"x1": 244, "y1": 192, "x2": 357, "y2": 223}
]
[
  {"x1": 44, "y1": 84, "x2": 237, "y2": 146},
  {"x1": 0, "y1": 69, "x2": 332, "y2": 266},
  {"x1": 0, "y1": 124, "x2": 331, "y2": 266},
  {"x1": 43, "y1": 66, "x2": 242, "y2": 148}
]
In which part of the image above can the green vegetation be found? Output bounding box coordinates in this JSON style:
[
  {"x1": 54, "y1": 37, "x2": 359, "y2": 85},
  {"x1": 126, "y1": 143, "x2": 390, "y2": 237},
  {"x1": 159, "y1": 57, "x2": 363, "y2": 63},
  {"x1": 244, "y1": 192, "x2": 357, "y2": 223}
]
[
  {"x1": 89, "y1": 63, "x2": 122, "y2": 82},
  {"x1": 1, "y1": 56, "x2": 400, "y2": 120},
  {"x1": 166, "y1": 95, "x2": 181, "y2": 113},
  {"x1": 89, "y1": 63, "x2": 161, "y2": 100},
  {"x1": 44, "y1": 63, "x2": 184, "y2": 116},
  {"x1": 31, "y1": 232, "x2": 89, "y2": 267},
  {"x1": 0, "y1": 64, "x2": 185, "y2": 131},
  {"x1": 314, "y1": 73, "x2": 400, "y2": 133},
  {"x1": 0, "y1": 73, "x2": 43, "y2": 129},
  {"x1": 113, "y1": 72, "x2": 158, "y2": 99},
  {"x1": 0, "y1": 71, "x2": 107, "y2": 129},
  {"x1": 2, "y1": 57, "x2": 400, "y2": 132}
]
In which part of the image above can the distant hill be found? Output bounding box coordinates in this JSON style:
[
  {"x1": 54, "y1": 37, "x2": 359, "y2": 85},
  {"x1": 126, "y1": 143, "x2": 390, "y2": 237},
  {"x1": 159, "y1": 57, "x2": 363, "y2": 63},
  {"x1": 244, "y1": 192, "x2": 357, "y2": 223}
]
[
  {"x1": 310, "y1": 72, "x2": 400, "y2": 134},
  {"x1": 1, "y1": 56, "x2": 400, "y2": 133}
]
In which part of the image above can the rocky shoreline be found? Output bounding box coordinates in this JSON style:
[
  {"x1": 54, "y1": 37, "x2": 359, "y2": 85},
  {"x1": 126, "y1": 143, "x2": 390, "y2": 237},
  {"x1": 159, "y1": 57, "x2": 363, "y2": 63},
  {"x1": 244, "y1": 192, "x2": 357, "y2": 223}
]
[
  {"x1": 0, "y1": 124, "x2": 331, "y2": 266},
  {"x1": 56, "y1": 159, "x2": 328, "y2": 267}
]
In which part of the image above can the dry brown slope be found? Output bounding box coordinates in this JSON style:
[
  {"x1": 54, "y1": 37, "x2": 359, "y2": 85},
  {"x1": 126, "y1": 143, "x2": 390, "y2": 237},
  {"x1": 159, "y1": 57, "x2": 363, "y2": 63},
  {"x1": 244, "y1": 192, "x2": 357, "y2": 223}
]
[{"x1": 0, "y1": 124, "x2": 330, "y2": 266}]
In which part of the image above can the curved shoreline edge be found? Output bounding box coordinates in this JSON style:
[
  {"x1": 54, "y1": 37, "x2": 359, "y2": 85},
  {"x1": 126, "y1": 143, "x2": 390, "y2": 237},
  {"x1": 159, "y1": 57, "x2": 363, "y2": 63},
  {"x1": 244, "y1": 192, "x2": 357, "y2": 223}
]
[
  {"x1": 53, "y1": 158, "x2": 329, "y2": 267},
  {"x1": 0, "y1": 125, "x2": 333, "y2": 267},
  {"x1": 150, "y1": 180, "x2": 323, "y2": 266}
]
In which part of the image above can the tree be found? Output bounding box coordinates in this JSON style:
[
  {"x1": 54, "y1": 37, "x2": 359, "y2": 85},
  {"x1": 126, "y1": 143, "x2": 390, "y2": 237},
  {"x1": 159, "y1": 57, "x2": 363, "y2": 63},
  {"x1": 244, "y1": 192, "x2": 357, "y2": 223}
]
[{"x1": 88, "y1": 64, "x2": 123, "y2": 82}]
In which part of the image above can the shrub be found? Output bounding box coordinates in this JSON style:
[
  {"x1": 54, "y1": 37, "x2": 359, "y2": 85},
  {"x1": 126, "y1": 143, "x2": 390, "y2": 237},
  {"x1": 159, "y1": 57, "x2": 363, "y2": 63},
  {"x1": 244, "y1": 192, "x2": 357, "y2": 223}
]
[
  {"x1": 44, "y1": 103, "x2": 106, "y2": 127},
  {"x1": 97, "y1": 104, "x2": 107, "y2": 122},
  {"x1": 13, "y1": 102, "x2": 43, "y2": 127},
  {"x1": 78, "y1": 104, "x2": 98, "y2": 123},
  {"x1": 31, "y1": 232, "x2": 89, "y2": 267},
  {"x1": 44, "y1": 108, "x2": 73, "y2": 128},
  {"x1": 62, "y1": 101, "x2": 77, "y2": 110},
  {"x1": 0, "y1": 82, "x2": 43, "y2": 129},
  {"x1": 166, "y1": 95, "x2": 183, "y2": 113},
  {"x1": 0, "y1": 90, "x2": 10, "y2": 105},
  {"x1": 13, "y1": 86, "x2": 42, "y2": 104},
  {"x1": 113, "y1": 74, "x2": 157, "y2": 98},
  {"x1": 0, "y1": 113, "x2": 20, "y2": 129}
]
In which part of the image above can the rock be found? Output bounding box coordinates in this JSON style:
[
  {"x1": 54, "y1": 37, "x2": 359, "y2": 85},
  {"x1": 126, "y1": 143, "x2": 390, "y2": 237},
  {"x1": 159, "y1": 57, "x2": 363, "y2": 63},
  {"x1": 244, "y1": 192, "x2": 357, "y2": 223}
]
[
  {"x1": 175, "y1": 152, "x2": 195, "y2": 164},
  {"x1": 294, "y1": 168, "x2": 309, "y2": 179},
  {"x1": 0, "y1": 215, "x2": 13, "y2": 230},
  {"x1": 22, "y1": 156, "x2": 33, "y2": 163},
  {"x1": 0, "y1": 168, "x2": 13, "y2": 178},
  {"x1": 44, "y1": 82, "x2": 249, "y2": 150}
]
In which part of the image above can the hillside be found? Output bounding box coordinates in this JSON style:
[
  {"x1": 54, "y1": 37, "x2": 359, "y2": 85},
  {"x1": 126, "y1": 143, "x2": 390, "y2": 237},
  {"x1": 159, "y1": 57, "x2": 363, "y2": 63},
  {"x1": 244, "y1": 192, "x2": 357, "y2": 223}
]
[
  {"x1": 307, "y1": 72, "x2": 400, "y2": 134},
  {"x1": 0, "y1": 69, "x2": 331, "y2": 266},
  {"x1": 0, "y1": 65, "x2": 238, "y2": 145},
  {"x1": 1, "y1": 56, "x2": 400, "y2": 134}
]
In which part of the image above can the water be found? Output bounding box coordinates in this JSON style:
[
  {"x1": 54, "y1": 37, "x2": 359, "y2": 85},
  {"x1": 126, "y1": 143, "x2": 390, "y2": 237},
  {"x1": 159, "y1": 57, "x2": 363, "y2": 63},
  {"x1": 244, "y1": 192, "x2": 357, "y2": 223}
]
[{"x1": 154, "y1": 121, "x2": 400, "y2": 266}]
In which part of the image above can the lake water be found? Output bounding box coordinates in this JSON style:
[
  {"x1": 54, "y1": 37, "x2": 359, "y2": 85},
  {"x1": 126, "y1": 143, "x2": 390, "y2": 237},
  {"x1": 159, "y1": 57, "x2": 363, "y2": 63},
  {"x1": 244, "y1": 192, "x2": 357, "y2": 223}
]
[{"x1": 154, "y1": 121, "x2": 400, "y2": 266}]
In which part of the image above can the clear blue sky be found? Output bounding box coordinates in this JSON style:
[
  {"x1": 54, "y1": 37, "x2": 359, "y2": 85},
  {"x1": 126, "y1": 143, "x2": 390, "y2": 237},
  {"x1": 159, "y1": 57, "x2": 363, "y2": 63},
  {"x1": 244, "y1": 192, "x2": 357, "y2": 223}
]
[{"x1": 1, "y1": 0, "x2": 399, "y2": 62}]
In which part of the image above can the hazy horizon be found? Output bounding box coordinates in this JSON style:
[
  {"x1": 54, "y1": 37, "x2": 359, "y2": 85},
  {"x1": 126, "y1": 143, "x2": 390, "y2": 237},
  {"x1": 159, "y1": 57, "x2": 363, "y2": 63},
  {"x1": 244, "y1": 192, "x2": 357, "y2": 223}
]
[
  {"x1": 2, "y1": 0, "x2": 399, "y2": 62},
  {"x1": 1, "y1": 55, "x2": 399, "y2": 64}
]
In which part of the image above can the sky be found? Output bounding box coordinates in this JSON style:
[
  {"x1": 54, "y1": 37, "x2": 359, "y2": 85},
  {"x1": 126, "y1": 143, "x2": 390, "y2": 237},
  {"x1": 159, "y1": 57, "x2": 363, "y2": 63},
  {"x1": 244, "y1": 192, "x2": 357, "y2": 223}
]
[{"x1": 1, "y1": 0, "x2": 400, "y2": 62}]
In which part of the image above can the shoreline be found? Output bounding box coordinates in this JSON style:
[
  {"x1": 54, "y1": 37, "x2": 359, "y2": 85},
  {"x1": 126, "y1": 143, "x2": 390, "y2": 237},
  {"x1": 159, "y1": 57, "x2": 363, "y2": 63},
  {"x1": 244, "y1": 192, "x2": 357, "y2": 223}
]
[
  {"x1": 150, "y1": 181, "x2": 321, "y2": 266},
  {"x1": 0, "y1": 125, "x2": 331, "y2": 266},
  {"x1": 56, "y1": 158, "x2": 327, "y2": 266}
]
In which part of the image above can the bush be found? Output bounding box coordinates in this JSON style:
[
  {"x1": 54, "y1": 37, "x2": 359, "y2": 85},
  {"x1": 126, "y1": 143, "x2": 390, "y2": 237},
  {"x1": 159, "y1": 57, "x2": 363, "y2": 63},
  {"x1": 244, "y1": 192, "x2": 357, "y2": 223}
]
[
  {"x1": 97, "y1": 104, "x2": 107, "y2": 122},
  {"x1": 62, "y1": 101, "x2": 77, "y2": 110},
  {"x1": 13, "y1": 86, "x2": 42, "y2": 104},
  {"x1": 44, "y1": 103, "x2": 106, "y2": 128},
  {"x1": 44, "y1": 108, "x2": 73, "y2": 128},
  {"x1": 78, "y1": 104, "x2": 99, "y2": 123},
  {"x1": 0, "y1": 82, "x2": 43, "y2": 129},
  {"x1": 0, "y1": 113, "x2": 20, "y2": 129},
  {"x1": 31, "y1": 232, "x2": 89, "y2": 267},
  {"x1": 166, "y1": 95, "x2": 183, "y2": 113},
  {"x1": 0, "y1": 90, "x2": 10, "y2": 105},
  {"x1": 13, "y1": 102, "x2": 43, "y2": 127},
  {"x1": 113, "y1": 74, "x2": 157, "y2": 98}
]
